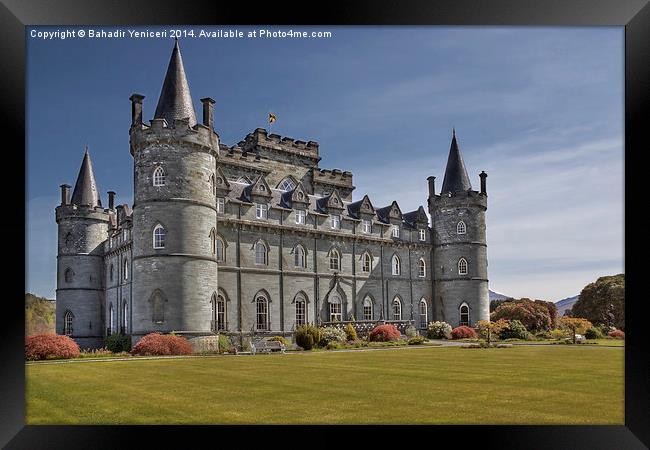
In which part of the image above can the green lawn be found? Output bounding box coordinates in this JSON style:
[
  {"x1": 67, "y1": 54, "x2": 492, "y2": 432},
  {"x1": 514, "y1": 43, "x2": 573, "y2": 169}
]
[
  {"x1": 508, "y1": 339, "x2": 624, "y2": 347},
  {"x1": 26, "y1": 345, "x2": 624, "y2": 425}
]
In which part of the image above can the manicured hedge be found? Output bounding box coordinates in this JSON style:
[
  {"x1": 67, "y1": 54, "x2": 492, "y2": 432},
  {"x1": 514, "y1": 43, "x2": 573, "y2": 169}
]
[
  {"x1": 450, "y1": 326, "x2": 478, "y2": 340},
  {"x1": 131, "y1": 333, "x2": 193, "y2": 356},
  {"x1": 25, "y1": 333, "x2": 80, "y2": 361},
  {"x1": 368, "y1": 324, "x2": 401, "y2": 342}
]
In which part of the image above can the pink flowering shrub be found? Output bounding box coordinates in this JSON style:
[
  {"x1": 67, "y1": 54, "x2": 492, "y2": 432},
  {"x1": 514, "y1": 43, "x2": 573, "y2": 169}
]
[
  {"x1": 25, "y1": 333, "x2": 80, "y2": 361},
  {"x1": 451, "y1": 326, "x2": 478, "y2": 340},
  {"x1": 131, "y1": 333, "x2": 193, "y2": 356},
  {"x1": 608, "y1": 330, "x2": 625, "y2": 339},
  {"x1": 368, "y1": 324, "x2": 401, "y2": 342}
]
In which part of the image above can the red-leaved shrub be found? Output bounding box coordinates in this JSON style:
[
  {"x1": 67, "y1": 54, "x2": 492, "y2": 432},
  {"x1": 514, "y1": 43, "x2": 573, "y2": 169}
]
[
  {"x1": 451, "y1": 326, "x2": 478, "y2": 340},
  {"x1": 131, "y1": 333, "x2": 193, "y2": 356},
  {"x1": 368, "y1": 324, "x2": 401, "y2": 342},
  {"x1": 25, "y1": 333, "x2": 80, "y2": 361},
  {"x1": 608, "y1": 329, "x2": 625, "y2": 339}
]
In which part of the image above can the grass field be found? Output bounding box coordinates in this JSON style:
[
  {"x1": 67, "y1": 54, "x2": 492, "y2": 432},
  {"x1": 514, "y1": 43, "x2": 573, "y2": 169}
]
[{"x1": 26, "y1": 345, "x2": 623, "y2": 425}]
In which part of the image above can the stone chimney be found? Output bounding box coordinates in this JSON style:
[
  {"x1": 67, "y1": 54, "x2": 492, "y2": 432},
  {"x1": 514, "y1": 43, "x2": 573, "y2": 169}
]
[
  {"x1": 129, "y1": 94, "x2": 145, "y2": 126},
  {"x1": 107, "y1": 191, "x2": 116, "y2": 210},
  {"x1": 427, "y1": 176, "x2": 436, "y2": 197},
  {"x1": 479, "y1": 171, "x2": 487, "y2": 195},
  {"x1": 60, "y1": 184, "x2": 71, "y2": 205},
  {"x1": 200, "y1": 97, "x2": 215, "y2": 129}
]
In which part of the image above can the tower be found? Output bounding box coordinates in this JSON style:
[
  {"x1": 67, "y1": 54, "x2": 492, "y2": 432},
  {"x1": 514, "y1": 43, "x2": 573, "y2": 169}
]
[
  {"x1": 428, "y1": 130, "x2": 489, "y2": 327},
  {"x1": 55, "y1": 149, "x2": 111, "y2": 349},
  {"x1": 129, "y1": 40, "x2": 219, "y2": 342}
]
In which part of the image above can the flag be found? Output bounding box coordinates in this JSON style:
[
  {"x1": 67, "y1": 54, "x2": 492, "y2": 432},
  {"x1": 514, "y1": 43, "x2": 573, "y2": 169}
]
[{"x1": 268, "y1": 113, "x2": 276, "y2": 124}]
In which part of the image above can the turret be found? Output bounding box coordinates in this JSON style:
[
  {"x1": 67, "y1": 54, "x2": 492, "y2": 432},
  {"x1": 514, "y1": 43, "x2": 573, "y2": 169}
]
[
  {"x1": 429, "y1": 130, "x2": 489, "y2": 326},
  {"x1": 129, "y1": 40, "x2": 219, "y2": 343},
  {"x1": 55, "y1": 149, "x2": 111, "y2": 349}
]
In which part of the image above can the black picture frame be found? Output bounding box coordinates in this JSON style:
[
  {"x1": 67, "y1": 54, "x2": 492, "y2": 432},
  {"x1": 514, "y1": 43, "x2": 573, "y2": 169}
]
[{"x1": 4, "y1": 0, "x2": 648, "y2": 448}]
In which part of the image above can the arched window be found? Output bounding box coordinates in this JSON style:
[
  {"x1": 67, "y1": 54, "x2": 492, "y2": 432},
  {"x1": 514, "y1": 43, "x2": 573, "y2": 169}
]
[
  {"x1": 153, "y1": 224, "x2": 166, "y2": 249},
  {"x1": 361, "y1": 252, "x2": 372, "y2": 273},
  {"x1": 108, "y1": 304, "x2": 114, "y2": 333},
  {"x1": 211, "y1": 294, "x2": 226, "y2": 331},
  {"x1": 151, "y1": 291, "x2": 164, "y2": 323},
  {"x1": 294, "y1": 244, "x2": 306, "y2": 268},
  {"x1": 392, "y1": 254, "x2": 401, "y2": 276},
  {"x1": 209, "y1": 173, "x2": 216, "y2": 195},
  {"x1": 329, "y1": 249, "x2": 340, "y2": 271},
  {"x1": 392, "y1": 297, "x2": 402, "y2": 320},
  {"x1": 255, "y1": 241, "x2": 268, "y2": 265},
  {"x1": 123, "y1": 259, "x2": 129, "y2": 281},
  {"x1": 63, "y1": 310, "x2": 74, "y2": 336},
  {"x1": 295, "y1": 293, "x2": 307, "y2": 326},
  {"x1": 256, "y1": 295, "x2": 269, "y2": 331},
  {"x1": 418, "y1": 258, "x2": 426, "y2": 277},
  {"x1": 65, "y1": 232, "x2": 72, "y2": 246},
  {"x1": 122, "y1": 301, "x2": 128, "y2": 333},
  {"x1": 216, "y1": 236, "x2": 225, "y2": 262},
  {"x1": 64, "y1": 268, "x2": 74, "y2": 283},
  {"x1": 362, "y1": 296, "x2": 373, "y2": 321},
  {"x1": 458, "y1": 258, "x2": 468, "y2": 275},
  {"x1": 153, "y1": 166, "x2": 166, "y2": 186},
  {"x1": 109, "y1": 264, "x2": 114, "y2": 282},
  {"x1": 329, "y1": 294, "x2": 342, "y2": 322},
  {"x1": 278, "y1": 177, "x2": 296, "y2": 192},
  {"x1": 459, "y1": 303, "x2": 470, "y2": 326},
  {"x1": 457, "y1": 220, "x2": 467, "y2": 235},
  {"x1": 419, "y1": 299, "x2": 428, "y2": 329}
]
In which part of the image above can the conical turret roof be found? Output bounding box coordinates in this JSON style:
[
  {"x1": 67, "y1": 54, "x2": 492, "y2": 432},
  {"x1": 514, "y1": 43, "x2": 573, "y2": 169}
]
[
  {"x1": 441, "y1": 129, "x2": 472, "y2": 194},
  {"x1": 153, "y1": 39, "x2": 197, "y2": 127},
  {"x1": 71, "y1": 148, "x2": 102, "y2": 207}
]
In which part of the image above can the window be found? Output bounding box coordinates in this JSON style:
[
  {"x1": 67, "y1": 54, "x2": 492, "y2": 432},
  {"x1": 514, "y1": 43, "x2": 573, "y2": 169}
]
[
  {"x1": 460, "y1": 303, "x2": 470, "y2": 326},
  {"x1": 122, "y1": 301, "x2": 128, "y2": 332},
  {"x1": 295, "y1": 210, "x2": 306, "y2": 225},
  {"x1": 109, "y1": 304, "x2": 114, "y2": 332},
  {"x1": 211, "y1": 294, "x2": 226, "y2": 331},
  {"x1": 330, "y1": 214, "x2": 341, "y2": 230},
  {"x1": 256, "y1": 203, "x2": 268, "y2": 219},
  {"x1": 256, "y1": 295, "x2": 269, "y2": 331},
  {"x1": 457, "y1": 220, "x2": 466, "y2": 235},
  {"x1": 294, "y1": 245, "x2": 306, "y2": 268},
  {"x1": 362, "y1": 219, "x2": 372, "y2": 234},
  {"x1": 363, "y1": 297, "x2": 373, "y2": 321},
  {"x1": 329, "y1": 249, "x2": 340, "y2": 271},
  {"x1": 419, "y1": 299, "x2": 428, "y2": 329},
  {"x1": 255, "y1": 242, "x2": 268, "y2": 265},
  {"x1": 419, "y1": 229, "x2": 426, "y2": 241},
  {"x1": 123, "y1": 259, "x2": 129, "y2": 281},
  {"x1": 295, "y1": 294, "x2": 307, "y2": 326},
  {"x1": 64, "y1": 268, "x2": 74, "y2": 283},
  {"x1": 151, "y1": 291, "x2": 164, "y2": 323},
  {"x1": 216, "y1": 197, "x2": 225, "y2": 213},
  {"x1": 329, "y1": 295, "x2": 342, "y2": 322},
  {"x1": 458, "y1": 258, "x2": 468, "y2": 275},
  {"x1": 153, "y1": 224, "x2": 166, "y2": 249},
  {"x1": 209, "y1": 173, "x2": 216, "y2": 195},
  {"x1": 153, "y1": 166, "x2": 166, "y2": 186},
  {"x1": 278, "y1": 177, "x2": 296, "y2": 192},
  {"x1": 362, "y1": 253, "x2": 372, "y2": 273},
  {"x1": 391, "y1": 254, "x2": 401, "y2": 276},
  {"x1": 392, "y1": 297, "x2": 402, "y2": 320},
  {"x1": 216, "y1": 236, "x2": 225, "y2": 262},
  {"x1": 109, "y1": 264, "x2": 114, "y2": 282},
  {"x1": 391, "y1": 225, "x2": 400, "y2": 238},
  {"x1": 418, "y1": 258, "x2": 426, "y2": 277},
  {"x1": 63, "y1": 311, "x2": 73, "y2": 336}
]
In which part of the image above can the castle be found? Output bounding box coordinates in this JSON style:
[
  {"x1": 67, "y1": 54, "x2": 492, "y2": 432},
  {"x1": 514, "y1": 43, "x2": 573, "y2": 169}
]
[{"x1": 55, "y1": 41, "x2": 490, "y2": 349}]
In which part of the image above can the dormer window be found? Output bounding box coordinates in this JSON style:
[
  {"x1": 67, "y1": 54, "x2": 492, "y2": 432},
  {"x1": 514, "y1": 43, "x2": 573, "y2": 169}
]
[
  {"x1": 153, "y1": 166, "x2": 166, "y2": 186},
  {"x1": 295, "y1": 210, "x2": 306, "y2": 225},
  {"x1": 216, "y1": 197, "x2": 225, "y2": 213},
  {"x1": 391, "y1": 225, "x2": 400, "y2": 238},
  {"x1": 362, "y1": 220, "x2": 372, "y2": 234},
  {"x1": 419, "y1": 229, "x2": 426, "y2": 241},
  {"x1": 256, "y1": 203, "x2": 268, "y2": 219},
  {"x1": 278, "y1": 177, "x2": 296, "y2": 192},
  {"x1": 330, "y1": 215, "x2": 341, "y2": 230}
]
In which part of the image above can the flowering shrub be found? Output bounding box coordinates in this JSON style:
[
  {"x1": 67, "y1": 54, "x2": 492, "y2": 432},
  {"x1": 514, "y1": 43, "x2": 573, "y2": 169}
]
[
  {"x1": 344, "y1": 323, "x2": 358, "y2": 341},
  {"x1": 408, "y1": 335, "x2": 426, "y2": 345},
  {"x1": 25, "y1": 333, "x2": 80, "y2": 361},
  {"x1": 294, "y1": 324, "x2": 321, "y2": 350},
  {"x1": 268, "y1": 335, "x2": 289, "y2": 346},
  {"x1": 450, "y1": 326, "x2": 478, "y2": 340},
  {"x1": 549, "y1": 328, "x2": 569, "y2": 340},
  {"x1": 368, "y1": 324, "x2": 401, "y2": 342},
  {"x1": 405, "y1": 325, "x2": 418, "y2": 339},
  {"x1": 499, "y1": 320, "x2": 530, "y2": 340},
  {"x1": 427, "y1": 321, "x2": 453, "y2": 339},
  {"x1": 319, "y1": 327, "x2": 348, "y2": 346},
  {"x1": 130, "y1": 333, "x2": 193, "y2": 356},
  {"x1": 608, "y1": 329, "x2": 625, "y2": 339}
]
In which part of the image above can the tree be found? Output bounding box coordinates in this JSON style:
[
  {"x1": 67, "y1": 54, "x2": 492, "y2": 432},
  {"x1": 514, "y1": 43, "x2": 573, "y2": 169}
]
[
  {"x1": 560, "y1": 317, "x2": 593, "y2": 344},
  {"x1": 476, "y1": 319, "x2": 508, "y2": 345},
  {"x1": 490, "y1": 298, "x2": 554, "y2": 332},
  {"x1": 569, "y1": 274, "x2": 624, "y2": 330}
]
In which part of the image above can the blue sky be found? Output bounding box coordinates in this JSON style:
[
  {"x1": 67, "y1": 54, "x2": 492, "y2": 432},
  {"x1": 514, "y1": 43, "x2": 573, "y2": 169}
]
[{"x1": 26, "y1": 26, "x2": 624, "y2": 301}]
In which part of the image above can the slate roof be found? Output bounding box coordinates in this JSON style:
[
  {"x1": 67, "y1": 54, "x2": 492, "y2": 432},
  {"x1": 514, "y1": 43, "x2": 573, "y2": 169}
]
[
  {"x1": 153, "y1": 40, "x2": 197, "y2": 127},
  {"x1": 70, "y1": 149, "x2": 102, "y2": 207},
  {"x1": 440, "y1": 129, "x2": 472, "y2": 194}
]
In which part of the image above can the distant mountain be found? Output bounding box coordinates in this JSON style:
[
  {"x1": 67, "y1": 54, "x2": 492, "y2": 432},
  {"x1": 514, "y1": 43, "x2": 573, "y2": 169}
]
[
  {"x1": 555, "y1": 295, "x2": 579, "y2": 316},
  {"x1": 25, "y1": 293, "x2": 55, "y2": 336},
  {"x1": 489, "y1": 290, "x2": 512, "y2": 301}
]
